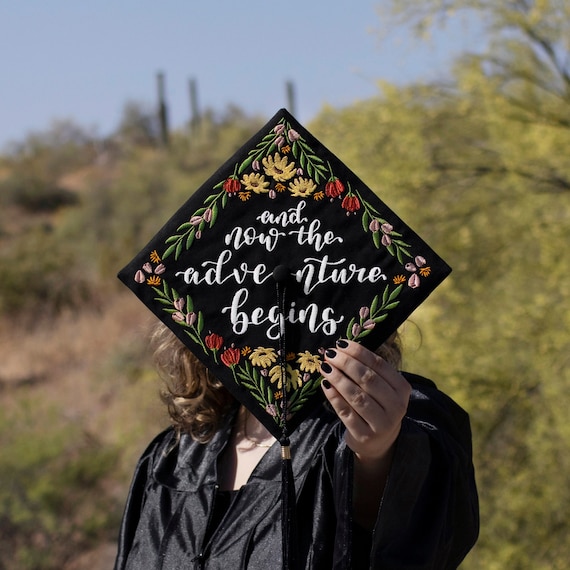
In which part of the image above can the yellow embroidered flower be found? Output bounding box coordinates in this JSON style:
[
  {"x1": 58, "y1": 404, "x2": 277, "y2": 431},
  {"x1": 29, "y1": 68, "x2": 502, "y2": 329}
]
[
  {"x1": 297, "y1": 351, "x2": 321, "y2": 373},
  {"x1": 393, "y1": 275, "x2": 406, "y2": 285},
  {"x1": 241, "y1": 173, "x2": 270, "y2": 194},
  {"x1": 147, "y1": 275, "x2": 161, "y2": 286},
  {"x1": 149, "y1": 250, "x2": 161, "y2": 263},
  {"x1": 262, "y1": 153, "x2": 296, "y2": 182},
  {"x1": 289, "y1": 177, "x2": 317, "y2": 197},
  {"x1": 269, "y1": 363, "x2": 301, "y2": 390},
  {"x1": 238, "y1": 191, "x2": 251, "y2": 201},
  {"x1": 419, "y1": 266, "x2": 431, "y2": 277},
  {"x1": 249, "y1": 347, "x2": 278, "y2": 368}
]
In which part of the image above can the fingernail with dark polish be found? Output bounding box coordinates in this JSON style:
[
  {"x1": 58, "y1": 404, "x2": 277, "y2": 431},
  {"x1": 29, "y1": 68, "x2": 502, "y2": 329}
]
[
  {"x1": 322, "y1": 379, "x2": 331, "y2": 390},
  {"x1": 325, "y1": 349, "x2": 336, "y2": 359},
  {"x1": 321, "y1": 362, "x2": 333, "y2": 374},
  {"x1": 336, "y1": 339, "x2": 349, "y2": 349}
]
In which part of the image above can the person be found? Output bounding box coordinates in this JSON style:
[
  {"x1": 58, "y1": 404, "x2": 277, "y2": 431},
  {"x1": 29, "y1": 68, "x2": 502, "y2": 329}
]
[{"x1": 114, "y1": 324, "x2": 479, "y2": 569}]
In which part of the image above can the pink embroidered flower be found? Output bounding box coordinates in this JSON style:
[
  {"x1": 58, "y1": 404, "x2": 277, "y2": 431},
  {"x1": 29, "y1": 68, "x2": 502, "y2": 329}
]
[
  {"x1": 408, "y1": 274, "x2": 421, "y2": 289},
  {"x1": 369, "y1": 219, "x2": 381, "y2": 232},
  {"x1": 415, "y1": 255, "x2": 426, "y2": 267},
  {"x1": 288, "y1": 129, "x2": 300, "y2": 142}
]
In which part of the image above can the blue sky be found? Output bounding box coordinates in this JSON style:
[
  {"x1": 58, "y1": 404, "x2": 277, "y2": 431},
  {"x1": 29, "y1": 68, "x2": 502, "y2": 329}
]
[{"x1": 1, "y1": 1, "x2": 480, "y2": 149}]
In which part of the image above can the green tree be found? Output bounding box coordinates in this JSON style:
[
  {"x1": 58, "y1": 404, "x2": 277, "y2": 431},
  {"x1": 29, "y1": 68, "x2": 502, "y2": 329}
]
[{"x1": 310, "y1": 3, "x2": 570, "y2": 564}]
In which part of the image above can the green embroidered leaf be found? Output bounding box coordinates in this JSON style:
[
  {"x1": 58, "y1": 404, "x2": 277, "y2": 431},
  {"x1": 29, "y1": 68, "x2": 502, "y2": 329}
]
[
  {"x1": 382, "y1": 284, "x2": 390, "y2": 306},
  {"x1": 361, "y1": 210, "x2": 370, "y2": 233},
  {"x1": 162, "y1": 243, "x2": 177, "y2": 260},
  {"x1": 388, "y1": 284, "x2": 403, "y2": 302},
  {"x1": 346, "y1": 316, "x2": 356, "y2": 339},
  {"x1": 370, "y1": 294, "x2": 379, "y2": 316},
  {"x1": 210, "y1": 203, "x2": 219, "y2": 227},
  {"x1": 162, "y1": 280, "x2": 171, "y2": 299},
  {"x1": 238, "y1": 156, "x2": 254, "y2": 175},
  {"x1": 373, "y1": 314, "x2": 388, "y2": 323},
  {"x1": 372, "y1": 230, "x2": 381, "y2": 249},
  {"x1": 292, "y1": 141, "x2": 299, "y2": 159},
  {"x1": 165, "y1": 234, "x2": 180, "y2": 245},
  {"x1": 175, "y1": 239, "x2": 183, "y2": 261},
  {"x1": 383, "y1": 301, "x2": 400, "y2": 311},
  {"x1": 185, "y1": 231, "x2": 195, "y2": 250},
  {"x1": 176, "y1": 222, "x2": 193, "y2": 232},
  {"x1": 221, "y1": 192, "x2": 228, "y2": 208},
  {"x1": 186, "y1": 295, "x2": 193, "y2": 312},
  {"x1": 196, "y1": 311, "x2": 204, "y2": 335}
]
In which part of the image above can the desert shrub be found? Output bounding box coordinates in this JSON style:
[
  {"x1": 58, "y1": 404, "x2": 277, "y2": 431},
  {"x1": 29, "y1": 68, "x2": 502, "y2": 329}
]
[
  {"x1": 0, "y1": 225, "x2": 97, "y2": 318},
  {"x1": 0, "y1": 400, "x2": 121, "y2": 570},
  {"x1": 0, "y1": 172, "x2": 79, "y2": 213}
]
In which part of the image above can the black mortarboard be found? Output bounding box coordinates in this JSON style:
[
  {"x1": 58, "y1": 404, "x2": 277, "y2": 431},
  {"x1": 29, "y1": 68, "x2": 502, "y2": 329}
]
[
  {"x1": 119, "y1": 108, "x2": 450, "y2": 437},
  {"x1": 118, "y1": 108, "x2": 451, "y2": 566}
]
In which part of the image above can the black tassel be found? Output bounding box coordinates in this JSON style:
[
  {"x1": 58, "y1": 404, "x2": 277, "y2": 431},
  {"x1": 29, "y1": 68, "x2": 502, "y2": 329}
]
[
  {"x1": 273, "y1": 265, "x2": 298, "y2": 569},
  {"x1": 280, "y1": 434, "x2": 298, "y2": 570}
]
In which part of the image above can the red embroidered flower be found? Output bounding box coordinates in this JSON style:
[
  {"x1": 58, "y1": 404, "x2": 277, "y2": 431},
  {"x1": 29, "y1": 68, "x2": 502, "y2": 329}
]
[
  {"x1": 221, "y1": 346, "x2": 241, "y2": 367},
  {"x1": 223, "y1": 177, "x2": 241, "y2": 194},
  {"x1": 325, "y1": 178, "x2": 345, "y2": 199},
  {"x1": 341, "y1": 194, "x2": 360, "y2": 213},
  {"x1": 205, "y1": 333, "x2": 224, "y2": 351}
]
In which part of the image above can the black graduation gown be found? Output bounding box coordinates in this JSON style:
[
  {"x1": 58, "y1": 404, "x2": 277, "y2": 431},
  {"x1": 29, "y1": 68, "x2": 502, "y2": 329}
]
[{"x1": 114, "y1": 374, "x2": 479, "y2": 569}]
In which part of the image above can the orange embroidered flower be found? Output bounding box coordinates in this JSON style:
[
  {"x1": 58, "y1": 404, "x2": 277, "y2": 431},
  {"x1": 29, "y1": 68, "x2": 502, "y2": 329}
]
[
  {"x1": 149, "y1": 250, "x2": 161, "y2": 263},
  {"x1": 241, "y1": 346, "x2": 252, "y2": 356},
  {"x1": 313, "y1": 191, "x2": 325, "y2": 201},
  {"x1": 238, "y1": 191, "x2": 251, "y2": 201},
  {"x1": 275, "y1": 183, "x2": 286, "y2": 193},
  {"x1": 419, "y1": 266, "x2": 432, "y2": 277},
  {"x1": 147, "y1": 275, "x2": 161, "y2": 286},
  {"x1": 393, "y1": 275, "x2": 406, "y2": 285},
  {"x1": 281, "y1": 144, "x2": 291, "y2": 154}
]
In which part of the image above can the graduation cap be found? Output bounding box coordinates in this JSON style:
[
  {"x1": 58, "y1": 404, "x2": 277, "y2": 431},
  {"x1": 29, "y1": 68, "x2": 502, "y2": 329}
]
[{"x1": 118, "y1": 108, "x2": 451, "y2": 566}]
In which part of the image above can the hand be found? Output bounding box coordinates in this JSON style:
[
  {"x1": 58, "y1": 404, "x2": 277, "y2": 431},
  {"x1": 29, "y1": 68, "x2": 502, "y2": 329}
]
[
  {"x1": 320, "y1": 339, "x2": 412, "y2": 529},
  {"x1": 320, "y1": 339, "x2": 411, "y2": 463}
]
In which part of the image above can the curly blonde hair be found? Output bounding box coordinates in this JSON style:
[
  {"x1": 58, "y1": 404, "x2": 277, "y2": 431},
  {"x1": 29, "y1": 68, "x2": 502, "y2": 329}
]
[{"x1": 150, "y1": 323, "x2": 402, "y2": 443}]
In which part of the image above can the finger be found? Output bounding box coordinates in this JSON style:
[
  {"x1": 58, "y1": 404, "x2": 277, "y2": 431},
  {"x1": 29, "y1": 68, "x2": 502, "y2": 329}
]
[
  {"x1": 320, "y1": 367, "x2": 371, "y2": 435},
  {"x1": 328, "y1": 339, "x2": 409, "y2": 396}
]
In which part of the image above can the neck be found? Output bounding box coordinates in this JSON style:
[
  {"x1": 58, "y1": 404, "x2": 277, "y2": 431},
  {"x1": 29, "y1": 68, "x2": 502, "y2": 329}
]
[{"x1": 237, "y1": 407, "x2": 275, "y2": 449}]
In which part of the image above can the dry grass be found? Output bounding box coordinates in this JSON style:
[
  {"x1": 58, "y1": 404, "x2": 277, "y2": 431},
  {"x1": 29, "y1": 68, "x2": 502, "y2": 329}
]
[{"x1": 0, "y1": 290, "x2": 170, "y2": 569}]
